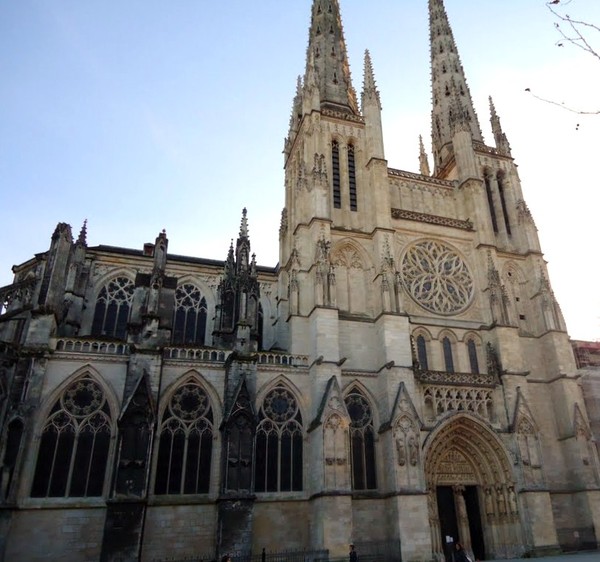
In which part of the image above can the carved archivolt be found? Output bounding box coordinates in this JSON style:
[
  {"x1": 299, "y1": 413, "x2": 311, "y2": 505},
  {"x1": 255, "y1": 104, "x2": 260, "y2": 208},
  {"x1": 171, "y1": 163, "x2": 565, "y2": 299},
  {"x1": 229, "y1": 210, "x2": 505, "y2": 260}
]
[{"x1": 425, "y1": 414, "x2": 513, "y2": 487}]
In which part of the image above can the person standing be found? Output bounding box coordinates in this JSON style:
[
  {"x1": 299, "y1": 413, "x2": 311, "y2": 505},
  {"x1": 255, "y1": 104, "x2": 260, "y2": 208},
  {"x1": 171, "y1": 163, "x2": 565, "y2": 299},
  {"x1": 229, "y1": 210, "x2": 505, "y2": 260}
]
[
  {"x1": 349, "y1": 543, "x2": 358, "y2": 562},
  {"x1": 453, "y1": 543, "x2": 471, "y2": 562}
]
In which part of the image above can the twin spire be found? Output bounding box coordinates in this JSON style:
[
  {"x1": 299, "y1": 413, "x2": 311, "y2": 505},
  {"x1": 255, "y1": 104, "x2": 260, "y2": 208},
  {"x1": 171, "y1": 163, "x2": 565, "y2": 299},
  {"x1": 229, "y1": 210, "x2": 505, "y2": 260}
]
[{"x1": 294, "y1": 0, "x2": 508, "y2": 174}]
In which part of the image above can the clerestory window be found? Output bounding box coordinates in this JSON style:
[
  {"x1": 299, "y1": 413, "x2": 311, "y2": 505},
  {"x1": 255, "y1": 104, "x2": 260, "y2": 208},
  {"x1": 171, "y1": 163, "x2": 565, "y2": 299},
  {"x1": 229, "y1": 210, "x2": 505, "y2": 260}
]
[
  {"x1": 467, "y1": 339, "x2": 480, "y2": 375},
  {"x1": 332, "y1": 140, "x2": 341, "y2": 209},
  {"x1": 348, "y1": 144, "x2": 357, "y2": 211},
  {"x1": 416, "y1": 335, "x2": 429, "y2": 370},
  {"x1": 443, "y1": 337, "x2": 455, "y2": 373},
  {"x1": 91, "y1": 276, "x2": 134, "y2": 340},
  {"x1": 172, "y1": 284, "x2": 208, "y2": 346}
]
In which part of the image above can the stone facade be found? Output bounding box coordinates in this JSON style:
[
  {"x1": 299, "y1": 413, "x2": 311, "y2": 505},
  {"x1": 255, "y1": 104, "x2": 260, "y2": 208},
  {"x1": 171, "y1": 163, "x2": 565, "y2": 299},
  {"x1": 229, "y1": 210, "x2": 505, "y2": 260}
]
[{"x1": 0, "y1": 1, "x2": 599, "y2": 561}]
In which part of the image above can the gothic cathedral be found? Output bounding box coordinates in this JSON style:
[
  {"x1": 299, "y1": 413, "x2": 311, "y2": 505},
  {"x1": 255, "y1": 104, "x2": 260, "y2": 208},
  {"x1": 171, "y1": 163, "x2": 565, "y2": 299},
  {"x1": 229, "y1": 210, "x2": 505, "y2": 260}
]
[{"x1": 0, "y1": 1, "x2": 599, "y2": 561}]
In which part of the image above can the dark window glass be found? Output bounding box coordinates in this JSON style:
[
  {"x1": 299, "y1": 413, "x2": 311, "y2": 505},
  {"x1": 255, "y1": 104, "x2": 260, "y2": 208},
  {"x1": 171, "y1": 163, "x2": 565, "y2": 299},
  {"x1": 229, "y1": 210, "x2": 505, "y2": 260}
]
[
  {"x1": 443, "y1": 337, "x2": 455, "y2": 373},
  {"x1": 497, "y1": 173, "x2": 511, "y2": 236},
  {"x1": 255, "y1": 385, "x2": 303, "y2": 492},
  {"x1": 154, "y1": 382, "x2": 213, "y2": 495},
  {"x1": 91, "y1": 277, "x2": 134, "y2": 339},
  {"x1": 172, "y1": 284, "x2": 208, "y2": 345},
  {"x1": 348, "y1": 144, "x2": 357, "y2": 211},
  {"x1": 31, "y1": 376, "x2": 111, "y2": 498},
  {"x1": 332, "y1": 140, "x2": 341, "y2": 209},
  {"x1": 345, "y1": 389, "x2": 376, "y2": 490},
  {"x1": 468, "y1": 340, "x2": 480, "y2": 375},
  {"x1": 484, "y1": 172, "x2": 498, "y2": 233},
  {"x1": 417, "y1": 335, "x2": 429, "y2": 370}
]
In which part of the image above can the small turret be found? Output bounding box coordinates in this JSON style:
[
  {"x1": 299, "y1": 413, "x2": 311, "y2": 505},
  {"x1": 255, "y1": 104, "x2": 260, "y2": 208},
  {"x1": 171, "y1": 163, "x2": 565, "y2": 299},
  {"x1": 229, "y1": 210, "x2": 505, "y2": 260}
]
[
  {"x1": 419, "y1": 136, "x2": 431, "y2": 176},
  {"x1": 361, "y1": 49, "x2": 384, "y2": 160},
  {"x1": 489, "y1": 96, "x2": 512, "y2": 156}
]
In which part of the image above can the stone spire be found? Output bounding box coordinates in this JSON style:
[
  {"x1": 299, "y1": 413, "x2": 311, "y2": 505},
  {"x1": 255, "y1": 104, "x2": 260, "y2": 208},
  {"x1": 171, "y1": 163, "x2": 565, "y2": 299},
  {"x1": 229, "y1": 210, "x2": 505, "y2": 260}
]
[
  {"x1": 419, "y1": 135, "x2": 431, "y2": 176},
  {"x1": 489, "y1": 96, "x2": 511, "y2": 156},
  {"x1": 429, "y1": 0, "x2": 482, "y2": 169},
  {"x1": 361, "y1": 49, "x2": 381, "y2": 111},
  {"x1": 361, "y1": 49, "x2": 385, "y2": 160},
  {"x1": 76, "y1": 219, "x2": 87, "y2": 247},
  {"x1": 305, "y1": 0, "x2": 359, "y2": 115}
]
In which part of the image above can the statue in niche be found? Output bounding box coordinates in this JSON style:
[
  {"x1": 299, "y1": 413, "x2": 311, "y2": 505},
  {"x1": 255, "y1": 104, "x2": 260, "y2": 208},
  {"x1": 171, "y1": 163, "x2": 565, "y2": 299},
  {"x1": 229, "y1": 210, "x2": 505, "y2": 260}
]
[
  {"x1": 408, "y1": 435, "x2": 419, "y2": 466},
  {"x1": 508, "y1": 486, "x2": 518, "y2": 514},
  {"x1": 496, "y1": 485, "x2": 507, "y2": 515},
  {"x1": 484, "y1": 486, "x2": 495, "y2": 516},
  {"x1": 396, "y1": 436, "x2": 406, "y2": 466}
]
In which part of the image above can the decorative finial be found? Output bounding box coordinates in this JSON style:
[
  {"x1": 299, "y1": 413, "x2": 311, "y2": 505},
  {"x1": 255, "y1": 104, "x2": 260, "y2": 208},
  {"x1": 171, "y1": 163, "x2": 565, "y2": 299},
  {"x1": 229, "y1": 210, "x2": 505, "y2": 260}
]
[{"x1": 77, "y1": 219, "x2": 88, "y2": 246}]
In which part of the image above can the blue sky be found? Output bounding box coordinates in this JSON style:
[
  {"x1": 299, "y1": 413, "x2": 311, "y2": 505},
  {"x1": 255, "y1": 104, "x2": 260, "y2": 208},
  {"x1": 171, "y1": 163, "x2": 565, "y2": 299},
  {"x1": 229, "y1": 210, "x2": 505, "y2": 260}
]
[{"x1": 1, "y1": 0, "x2": 599, "y2": 340}]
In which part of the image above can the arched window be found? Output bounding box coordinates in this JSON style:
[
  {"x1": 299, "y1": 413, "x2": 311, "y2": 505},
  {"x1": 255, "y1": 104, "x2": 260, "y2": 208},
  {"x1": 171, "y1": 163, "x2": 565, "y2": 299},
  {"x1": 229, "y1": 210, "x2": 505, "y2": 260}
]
[
  {"x1": 255, "y1": 385, "x2": 303, "y2": 492},
  {"x1": 416, "y1": 335, "x2": 429, "y2": 370},
  {"x1": 332, "y1": 140, "x2": 341, "y2": 209},
  {"x1": 172, "y1": 284, "x2": 208, "y2": 345},
  {"x1": 345, "y1": 388, "x2": 376, "y2": 490},
  {"x1": 467, "y1": 339, "x2": 480, "y2": 375},
  {"x1": 257, "y1": 303, "x2": 264, "y2": 351},
  {"x1": 497, "y1": 173, "x2": 511, "y2": 236},
  {"x1": 442, "y1": 337, "x2": 455, "y2": 373},
  {"x1": 348, "y1": 144, "x2": 357, "y2": 211},
  {"x1": 484, "y1": 171, "x2": 498, "y2": 233},
  {"x1": 1, "y1": 418, "x2": 23, "y2": 499},
  {"x1": 91, "y1": 276, "x2": 135, "y2": 339},
  {"x1": 155, "y1": 381, "x2": 213, "y2": 495},
  {"x1": 31, "y1": 375, "x2": 112, "y2": 497}
]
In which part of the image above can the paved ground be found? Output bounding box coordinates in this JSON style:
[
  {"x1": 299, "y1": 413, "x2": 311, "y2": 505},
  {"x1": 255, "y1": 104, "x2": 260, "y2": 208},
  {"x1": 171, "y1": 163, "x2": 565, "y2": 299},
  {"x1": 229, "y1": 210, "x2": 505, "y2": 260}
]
[{"x1": 488, "y1": 553, "x2": 599, "y2": 562}]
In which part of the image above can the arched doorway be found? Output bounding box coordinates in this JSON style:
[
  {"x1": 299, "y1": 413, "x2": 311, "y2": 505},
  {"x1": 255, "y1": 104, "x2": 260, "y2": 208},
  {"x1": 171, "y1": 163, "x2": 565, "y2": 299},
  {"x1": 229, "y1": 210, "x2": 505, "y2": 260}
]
[{"x1": 424, "y1": 414, "x2": 523, "y2": 560}]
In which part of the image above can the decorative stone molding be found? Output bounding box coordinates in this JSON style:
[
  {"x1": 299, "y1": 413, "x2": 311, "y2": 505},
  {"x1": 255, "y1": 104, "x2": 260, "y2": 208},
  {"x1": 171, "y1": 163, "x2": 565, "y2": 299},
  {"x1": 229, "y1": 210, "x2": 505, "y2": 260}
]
[{"x1": 391, "y1": 208, "x2": 473, "y2": 231}]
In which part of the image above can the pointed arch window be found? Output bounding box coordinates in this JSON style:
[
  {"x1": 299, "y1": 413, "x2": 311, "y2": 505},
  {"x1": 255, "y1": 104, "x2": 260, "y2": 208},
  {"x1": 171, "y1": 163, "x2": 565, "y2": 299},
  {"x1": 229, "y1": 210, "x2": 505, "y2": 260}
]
[
  {"x1": 467, "y1": 339, "x2": 480, "y2": 375},
  {"x1": 172, "y1": 284, "x2": 208, "y2": 345},
  {"x1": 31, "y1": 375, "x2": 112, "y2": 498},
  {"x1": 254, "y1": 385, "x2": 303, "y2": 492},
  {"x1": 442, "y1": 337, "x2": 455, "y2": 373},
  {"x1": 416, "y1": 335, "x2": 429, "y2": 371},
  {"x1": 497, "y1": 172, "x2": 511, "y2": 236},
  {"x1": 332, "y1": 140, "x2": 341, "y2": 209},
  {"x1": 2, "y1": 418, "x2": 24, "y2": 500},
  {"x1": 348, "y1": 144, "x2": 357, "y2": 211},
  {"x1": 345, "y1": 388, "x2": 376, "y2": 490},
  {"x1": 91, "y1": 276, "x2": 134, "y2": 339},
  {"x1": 484, "y1": 171, "x2": 498, "y2": 233},
  {"x1": 155, "y1": 382, "x2": 213, "y2": 495}
]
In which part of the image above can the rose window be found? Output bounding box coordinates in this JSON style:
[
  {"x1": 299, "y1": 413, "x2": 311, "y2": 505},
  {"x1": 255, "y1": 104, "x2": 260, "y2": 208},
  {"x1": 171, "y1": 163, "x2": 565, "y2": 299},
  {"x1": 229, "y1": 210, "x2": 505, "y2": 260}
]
[{"x1": 401, "y1": 240, "x2": 474, "y2": 315}]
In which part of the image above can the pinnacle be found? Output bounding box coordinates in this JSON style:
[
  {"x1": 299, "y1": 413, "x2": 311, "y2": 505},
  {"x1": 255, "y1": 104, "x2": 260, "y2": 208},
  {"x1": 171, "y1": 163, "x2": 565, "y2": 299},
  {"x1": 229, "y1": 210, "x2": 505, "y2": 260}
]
[{"x1": 361, "y1": 49, "x2": 381, "y2": 110}]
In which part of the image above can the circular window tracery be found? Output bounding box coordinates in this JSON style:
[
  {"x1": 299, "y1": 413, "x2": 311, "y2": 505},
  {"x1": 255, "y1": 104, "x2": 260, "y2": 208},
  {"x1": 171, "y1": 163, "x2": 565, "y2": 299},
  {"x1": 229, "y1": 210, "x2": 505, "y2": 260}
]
[
  {"x1": 401, "y1": 240, "x2": 474, "y2": 315},
  {"x1": 263, "y1": 387, "x2": 298, "y2": 423}
]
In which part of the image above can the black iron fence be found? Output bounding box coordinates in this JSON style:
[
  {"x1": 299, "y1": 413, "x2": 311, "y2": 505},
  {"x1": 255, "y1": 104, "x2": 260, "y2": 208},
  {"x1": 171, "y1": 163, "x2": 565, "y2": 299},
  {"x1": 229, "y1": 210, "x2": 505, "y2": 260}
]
[{"x1": 153, "y1": 541, "x2": 401, "y2": 562}]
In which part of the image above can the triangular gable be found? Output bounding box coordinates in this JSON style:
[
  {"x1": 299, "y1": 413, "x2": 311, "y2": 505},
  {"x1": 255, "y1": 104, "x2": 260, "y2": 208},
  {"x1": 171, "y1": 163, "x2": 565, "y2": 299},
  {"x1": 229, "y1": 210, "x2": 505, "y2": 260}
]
[
  {"x1": 221, "y1": 375, "x2": 256, "y2": 428},
  {"x1": 308, "y1": 375, "x2": 349, "y2": 432},
  {"x1": 119, "y1": 370, "x2": 155, "y2": 424},
  {"x1": 511, "y1": 387, "x2": 538, "y2": 433},
  {"x1": 381, "y1": 382, "x2": 422, "y2": 432}
]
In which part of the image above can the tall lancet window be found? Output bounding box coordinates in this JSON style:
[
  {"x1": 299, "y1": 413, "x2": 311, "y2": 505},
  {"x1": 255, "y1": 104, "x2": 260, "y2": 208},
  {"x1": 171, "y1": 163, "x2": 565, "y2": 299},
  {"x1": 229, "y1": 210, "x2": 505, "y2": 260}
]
[
  {"x1": 497, "y1": 172, "x2": 511, "y2": 236},
  {"x1": 332, "y1": 140, "x2": 341, "y2": 209},
  {"x1": 467, "y1": 339, "x2": 480, "y2": 375},
  {"x1": 442, "y1": 337, "x2": 455, "y2": 373},
  {"x1": 91, "y1": 276, "x2": 135, "y2": 339},
  {"x1": 172, "y1": 284, "x2": 208, "y2": 346},
  {"x1": 416, "y1": 335, "x2": 429, "y2": 371},
  {"x1": 483, "y1": 171, "x2": 498, "y2": 234},
  {"x1": 154, "y1": 381, "x2": 213, "y2": 495},
  {"x1": 348, "y1": 143, "x2": 357, "y2": 211},
  {"x1": 345, "y1": 388, "x2": 377, "y2": 490},
  {"x1": 31, "y1": 375, "x2": 112, "y2": 498},
  {"x1": 254, "y1": 385, "x2": 303, "y2": 492}
]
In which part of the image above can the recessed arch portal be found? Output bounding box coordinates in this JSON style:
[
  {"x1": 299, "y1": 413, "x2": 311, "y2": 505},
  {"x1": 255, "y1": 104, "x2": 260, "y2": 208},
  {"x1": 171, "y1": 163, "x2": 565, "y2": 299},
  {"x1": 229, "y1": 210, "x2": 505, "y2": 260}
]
[{"x1": 424, "y1": 414, "x2": 523, "y2": 561}]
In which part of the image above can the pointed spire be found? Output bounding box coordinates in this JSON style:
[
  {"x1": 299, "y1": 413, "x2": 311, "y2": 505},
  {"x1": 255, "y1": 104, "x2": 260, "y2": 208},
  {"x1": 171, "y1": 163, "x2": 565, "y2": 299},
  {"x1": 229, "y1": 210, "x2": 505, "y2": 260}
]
[
  {"x1": 76, "y1": 219, "x2": 88, "y2": 247},
  {"x1": 239, "y1": 207, "x2": 249, "y2": 239},
  {"x1": 306, "y1": 0, "x2": 359, "y2": 115},
  {"x1": 489, "y1": 96, "x2": 512, "y2": 156},
  {"x1": 361, "y1": 49, "x2": 381, "y2": 111},
  {"x1": 429, "y1": 0, "x2": 482, "y2": 170},
  {"x1": 419, "y1": 136, "x2": 431, "y2": 176}
]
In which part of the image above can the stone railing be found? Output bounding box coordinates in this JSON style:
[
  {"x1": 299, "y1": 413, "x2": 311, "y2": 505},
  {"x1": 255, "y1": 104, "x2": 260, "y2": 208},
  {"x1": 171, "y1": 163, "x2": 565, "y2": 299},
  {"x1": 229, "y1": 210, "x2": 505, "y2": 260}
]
[
  {"x1": 165, "y1": 347, "x2": 232, "y2": 362},
  {"x1": 414, "y1": 368, "x2": 498, "y2": 387},
  {"x1": 0, "y1": 278, "x2": 36, "y2": 317},
  {"x1": 256, "y1": 352, "x2": 309, "y2": 367},
  {"x1": 55, "y1": 338, "x2": 130, "y2": 356}
]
